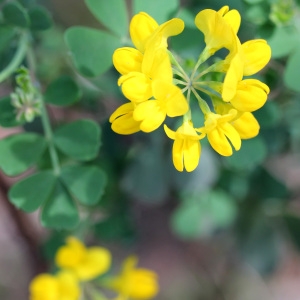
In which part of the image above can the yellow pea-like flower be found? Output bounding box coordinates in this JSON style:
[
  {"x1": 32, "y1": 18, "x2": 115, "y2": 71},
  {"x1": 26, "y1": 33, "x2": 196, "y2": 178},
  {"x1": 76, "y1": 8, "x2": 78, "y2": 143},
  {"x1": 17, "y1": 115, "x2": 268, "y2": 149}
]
[
  {"x1": 29, "y1": 271, "x2": 80, "y2": 300},
  {"x1": 109, "y1": 102, "x2": 141, "y2": 135},
  {"x1": 133, "y1": 80, "x2": 188, "y2": 132},
  {"x1": 164, "y1": 121, "x2": 205, "y2": 172},
  {"x1": 195, "y1": 6, "x2": 240, "y2": 55},
  {"x1": 113, "y1": 47, "x2": 143, "y2": 75},
  {"x1": 241, "y1": 39, "x2": 271, "y2": 76},
  {"x1": 130, "y1": 12, "x2": 184, "y2": 53},
  {"x1": 230, "y1": 79, "x2": 270, "y2": 112},
  {"x1": 107, "y1": 256, "x2": 159, "y2": 300},
  {"x1": 203, "y1": 109, "x2": 241, "y2": 156},
  {"x1": 55, "y1": 237, "x2": 111, "y2": 281},
  {"x1": 232, "y1": 112, "x2": 260, "y2": 139}
]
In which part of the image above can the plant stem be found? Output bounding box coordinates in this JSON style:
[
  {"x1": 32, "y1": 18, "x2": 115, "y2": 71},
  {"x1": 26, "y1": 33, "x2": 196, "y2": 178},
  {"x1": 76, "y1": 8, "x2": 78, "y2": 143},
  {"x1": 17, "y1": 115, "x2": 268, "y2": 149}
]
[
  {"x1": 40, "y1": 101, "x2": 61, "y2": 175},
  {"x1": 0, "y1": 31, "x2": 29, "y2": 83}
]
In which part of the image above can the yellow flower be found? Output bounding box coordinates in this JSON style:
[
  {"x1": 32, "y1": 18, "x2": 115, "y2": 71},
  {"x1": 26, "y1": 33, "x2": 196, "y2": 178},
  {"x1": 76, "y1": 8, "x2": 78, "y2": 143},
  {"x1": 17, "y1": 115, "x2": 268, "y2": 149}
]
[
  {"x1": 133, "y1": 80, "x2": 188, "y2": 132},
  {"x1": 232, "y1": 112, "x2": 260, "y2": 139},
  {"x1": 229, "y1": 79, "x2": 270, "y2": 112},
  {"x1": 55, "y1": 237, "x2": 111, "y2": 281},
  {"x1": 164, "y1": 121, "x2": 205, "y2": 172},
  {"x1": 107, "y1": 256, "x2": 159, "y2": 300},
  {"x1": 29, "y1": 271, "x2": 80, "y2": 300},
  {"x1": 195, "y1": 6, "x2": 240, "y2": 55},
  {"x1": 130, "y1": 12, "x2": 184, "y2": 54},
  {"x1": 118, "y1": 48, "x2": 173, "y2": 102},
  {"x1": 241, "y1": 39, "x2": 271, "y2": 76},
  {"x1": 203, "y1": 109, "x2": 241, "y2": 156},
  {"x1": 109, "y1": 102, "x2": 141, "y2": 135}
]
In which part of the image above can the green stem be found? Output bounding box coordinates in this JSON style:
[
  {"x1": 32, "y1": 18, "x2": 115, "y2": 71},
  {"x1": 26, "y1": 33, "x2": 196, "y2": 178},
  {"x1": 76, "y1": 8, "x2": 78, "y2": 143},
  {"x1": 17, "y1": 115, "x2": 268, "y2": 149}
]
[
  {"x1": 190, "y1": 47, "x2": 212, "y2": 81},
  {"x1": 40, "y1": 101, "x2": 61, "y2": 176},
  {"x1": 192, "y1": 59, "x2": 225, "y2": 82},
  {"x1": 26, "y1": 46, "x2": 61, "y2": 176},
  {"x1": 0, "y1": 31, "x2": 29, "y2": 83},
  {"x1": 168, "y1": 50, "x2": 189, "y2": 81},
  {"x1": 191, "y1": 86, "x2": 211, "y2": 115}
]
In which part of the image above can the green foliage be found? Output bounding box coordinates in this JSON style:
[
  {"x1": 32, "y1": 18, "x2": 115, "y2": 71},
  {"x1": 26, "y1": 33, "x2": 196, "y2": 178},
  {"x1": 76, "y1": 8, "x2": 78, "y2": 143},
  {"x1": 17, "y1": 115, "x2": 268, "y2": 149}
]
[
  {"x1": 225, "y1": 137, "x2": 267, "y2": 171},
  {"x1": 85, "y1": 0, "x2": 128, "y2": 38},
  {"x1": 0, "y1": 26, "x2": 15, "y2": 54},
  {"x1": 8, "y1": 170, "x2": 56, "y2": 212},
  {"x1": 53, "y1": 119, "x2": 101, "y2": 161},
  {"x1": 171, "y1": 190, "x2": 237, "y2": 239},
  {"x1": 0, "y1": 133, "x2": 46, "y2": 176},
  {"x1": 132, "y1": 0, "x2": 179, "y2": 23},
  {"x1": 28, "y1": 5, "x2": 53, "y2": 31},
  {"x1": 41, "y1": 181, "x2": 79, "y2": 229},
  {"x1": 2, "y1": 1, "x2": 29, "y2": 28},
  {"x1": 0, "y1": 96, "x2": 25, "y2": 127},
  {"x1": 44, "y1": 76, "x2": 81, "y2": 106},
  {"x1": 61, "y1": 165, "x2": 107, "y2": 206},
  {"x1": 64, "y1": 27, "x2": 121, "y2": 77},
  {"x1": 284, "y1": 47, "x2": 300, "y2": 92}
]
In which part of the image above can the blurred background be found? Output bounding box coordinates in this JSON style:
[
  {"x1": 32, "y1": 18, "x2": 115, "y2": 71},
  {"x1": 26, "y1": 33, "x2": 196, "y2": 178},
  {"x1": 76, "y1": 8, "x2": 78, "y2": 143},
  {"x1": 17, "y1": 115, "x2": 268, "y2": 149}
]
[{"x1": 1, "y1": 0, "x2": 300, "y2": 299}]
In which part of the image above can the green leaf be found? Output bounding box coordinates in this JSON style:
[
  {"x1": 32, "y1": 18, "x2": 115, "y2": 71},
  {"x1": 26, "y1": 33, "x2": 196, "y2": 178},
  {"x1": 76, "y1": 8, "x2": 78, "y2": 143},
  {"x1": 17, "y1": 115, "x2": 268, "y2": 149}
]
[
  {"x1": 85, "y1": 0, "x2": 128, "y2": 38},
  {"x1": 61, "y1": 165, "x2": 107, "y2": 205},
  {"x1": 0, "y1": 96, "x2": 25, "y2": 127},
  {"x1": 41, "y1": 180, "x2": 79, "y2": 229},
  {"x1": 0, "y1": 26, "x2": 16, "y2": 54},
  {"x1": 8, "y1": 171, "x2": 56, "y2": 212},
  {"x1": 244, "y1": 0, "x2": 264, "y2": 3},
  {"x1": 225, "y1": 136, "x2": 267, "y2": 171},
  {"x1": 283, "y1": 213, "x2": 300, "y2": 251},
  {"x1": 64, "y1": 26, "x2": 121, "y2": 77},
  {"x1": 53, "y1": 119, "x2": 101, "y2": 161},
  {"x1": 132, "y1": 0, "x2": 179, "y2": 23},
  {"x1": 44, "y1": 76, "x2": 81, "y2": 106},
  {"x1": 28, "y1": 5, "x2": 53, "y2": 31},
  {"x1": 284, "y1": 47, "x2": 300, "y2": 92},
  {"x1": 245, "y1": 4, "x2": 268, "y2": 25},
  {"x1": 171, "y1": 190, "x2": 237, "y2": 239},
  {"x1": 0, "y1": 133, "x2": 46, "y2": 176},
  {"x1": 2, "y1": 2, "x2": 29, "y2": 28},
  {"x1": 267, "y1": 26, "x2": 300, "y2": 58}
]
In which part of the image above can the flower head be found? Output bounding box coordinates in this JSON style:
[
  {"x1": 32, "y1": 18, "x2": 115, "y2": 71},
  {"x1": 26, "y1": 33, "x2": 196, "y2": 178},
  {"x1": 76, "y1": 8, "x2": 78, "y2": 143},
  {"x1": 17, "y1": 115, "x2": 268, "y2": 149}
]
[
  {"x1": 29, "y1": 271, "x2": 80, "y2": 300},
  {"x1": 55, "y1": 237, "x2": 111, "y2": 281}
]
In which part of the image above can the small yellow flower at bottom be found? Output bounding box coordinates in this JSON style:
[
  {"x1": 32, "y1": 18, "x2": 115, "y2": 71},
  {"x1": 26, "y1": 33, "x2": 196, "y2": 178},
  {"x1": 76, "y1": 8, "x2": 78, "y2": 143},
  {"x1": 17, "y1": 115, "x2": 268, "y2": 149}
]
[
  {"x1": 164, "y1": 121, "x2": 205, "y2": 172},
  {"x1": 106, "y1": 256, "x2": 158, "y2": 300},
  {"x1": 55, "y1": 237, "x2": 111, "y2": 281},
  {"x1": 29, "y1": 271, "x2": 80, "y2": 300}
]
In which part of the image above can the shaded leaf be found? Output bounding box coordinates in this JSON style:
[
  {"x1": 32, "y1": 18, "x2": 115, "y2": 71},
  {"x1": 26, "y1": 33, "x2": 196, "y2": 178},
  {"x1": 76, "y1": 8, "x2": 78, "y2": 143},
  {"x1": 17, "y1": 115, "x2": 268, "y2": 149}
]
[
  {"x1": 28, "y1": 5, "x2": 53, "y2": 31},
  {"x1": 284, "y1": 47, "x2": 300, "y2": 92},
  {"x1": 171, "y1": 190, "x2": 237, "y2": 239},
  {"x1": 64, "y1": 27, "x2": 121, "y2": 77},
  {"x1": 85, "y1": 0, "x2": 128, "y2": 37},
  {"x1": 2, "y1": 2, "x2": 29, "y2": 27},
  {"x1": 0, "y1": 96, "x2": 25, "y2": 127},
  {"x1": 225, "y1": 136, "x2": 267, "y2": 171},
  {"x1": 132, "y1": 0, "x2": 179, "y2": 23},
  {"x1": 44, "y1": 76, "x2": 81, "y2": 106},
  {"x1": 0, "y1": 133, "x2": 46, "y2": 176},
  {"x1": 53, "y1": 119, "x2": 101, "y2": 161},
  {"x1": 61, "y1": 165, "x2": 107, "y2": 205},
  {"x1": 0, "y1": 26, "x2": 16, "y2": 54},
  {"x1": 8, "y1": 170, "x2": 56, "y2": 212},
  {"x1": 41, "y1": 180, "x2": 79, "y2": 229}
]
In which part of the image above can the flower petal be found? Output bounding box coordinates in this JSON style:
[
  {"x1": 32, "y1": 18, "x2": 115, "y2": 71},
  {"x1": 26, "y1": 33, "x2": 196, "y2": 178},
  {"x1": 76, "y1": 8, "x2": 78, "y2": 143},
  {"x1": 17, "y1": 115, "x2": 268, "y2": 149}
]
[
  {"x1": 241, "y1": 39, "x2": 271, "y2": 76},
  {"x1": 183, "y1": 139, "x2": 201, "y2": 172},
  {"x1": 232, "y1": 112, "x2": 260, "y2": 139},
  {"x1": 130, "y1": 12, "x2": 158, "y2": 53},
  {"x1": 113, "y1": 47, "x2": 143, "y2": 75}
]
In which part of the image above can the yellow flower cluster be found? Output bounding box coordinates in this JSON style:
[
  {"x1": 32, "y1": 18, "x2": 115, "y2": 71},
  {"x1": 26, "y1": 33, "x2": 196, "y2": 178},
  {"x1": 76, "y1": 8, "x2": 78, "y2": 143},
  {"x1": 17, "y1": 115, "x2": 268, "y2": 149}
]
[
  {"x1": 110, "y1": 6, "x2": 271, "y2": 172},
  {"x1": 29, "y1": 237, "x2": 158, "y2": 300}
]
